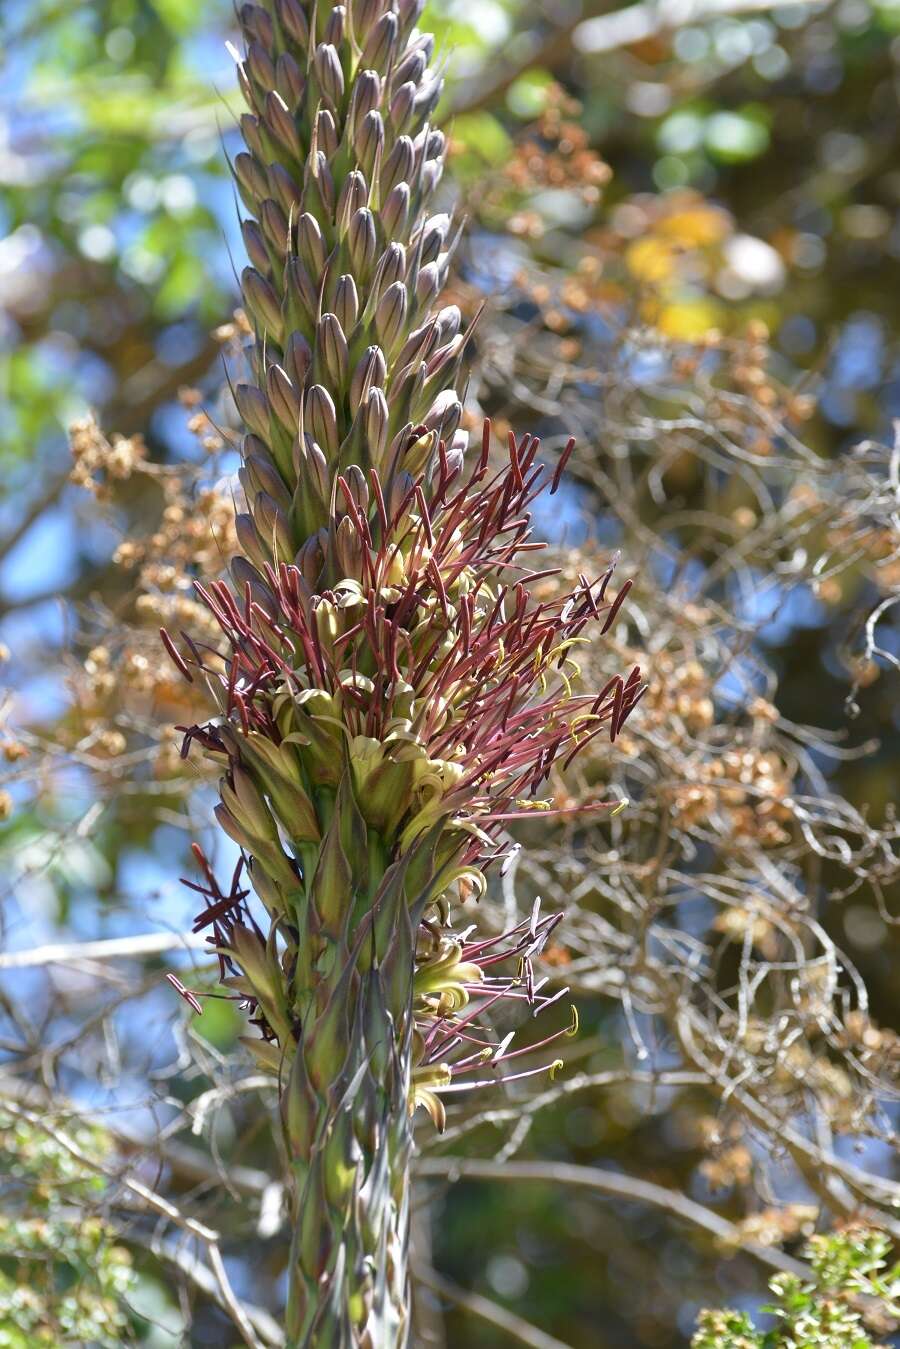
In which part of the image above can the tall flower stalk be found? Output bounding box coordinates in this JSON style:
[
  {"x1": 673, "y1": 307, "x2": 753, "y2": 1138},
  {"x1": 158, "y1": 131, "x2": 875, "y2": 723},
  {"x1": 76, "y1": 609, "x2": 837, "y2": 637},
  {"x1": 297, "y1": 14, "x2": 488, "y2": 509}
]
[{"x1": 161, "y1": 2, "x2": 643, "y2": 1343}]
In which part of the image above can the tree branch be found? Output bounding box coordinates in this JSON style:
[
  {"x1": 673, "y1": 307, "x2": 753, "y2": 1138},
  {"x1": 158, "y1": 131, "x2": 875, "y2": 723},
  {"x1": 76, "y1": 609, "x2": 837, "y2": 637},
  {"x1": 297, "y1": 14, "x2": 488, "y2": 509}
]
[{"x1": 414, "y1": 1263, "x2": 573, "y2": 1349}]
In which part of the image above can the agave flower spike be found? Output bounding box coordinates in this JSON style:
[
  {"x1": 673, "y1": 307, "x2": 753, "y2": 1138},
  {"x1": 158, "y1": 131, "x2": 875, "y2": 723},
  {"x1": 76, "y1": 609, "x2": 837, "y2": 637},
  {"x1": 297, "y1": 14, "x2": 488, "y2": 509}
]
[{"x1": 156, "y1": 1, "x2": 644, "y2": 1343}]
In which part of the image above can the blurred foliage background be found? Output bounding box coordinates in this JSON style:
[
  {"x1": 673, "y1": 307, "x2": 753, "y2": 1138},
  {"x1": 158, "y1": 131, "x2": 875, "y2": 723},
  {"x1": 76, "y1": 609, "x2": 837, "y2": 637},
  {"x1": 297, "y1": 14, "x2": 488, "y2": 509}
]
[{"x1": 1, "y1": 1, "x2": 899, "y2": 1346}]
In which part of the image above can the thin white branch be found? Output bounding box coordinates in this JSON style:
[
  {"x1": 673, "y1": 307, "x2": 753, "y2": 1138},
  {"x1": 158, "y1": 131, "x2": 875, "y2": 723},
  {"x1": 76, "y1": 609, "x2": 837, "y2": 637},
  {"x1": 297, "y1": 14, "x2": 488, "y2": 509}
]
[
  {"x1": 0, "y1": 930, "x2": 209, "y2": 969},
  {"x1": 414, "y1": 1263, "x2": 573, "y2": 1349}
]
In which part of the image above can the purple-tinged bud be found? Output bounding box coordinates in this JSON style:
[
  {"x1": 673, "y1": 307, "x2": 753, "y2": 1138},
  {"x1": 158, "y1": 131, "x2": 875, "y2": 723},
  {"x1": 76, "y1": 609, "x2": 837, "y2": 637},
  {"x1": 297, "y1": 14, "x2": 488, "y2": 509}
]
[
  {"x1": 269, "y1": 161, "x2": 303, "y2": 214},
  {"x1": 284, "y1": 330, "x2": 312, "y2": 389},
  {"x1": 235, "y1": 383, "x2": 272, "y2": 441},
  {"x1": 305, "y1": 150, "x2": 335, "y2": 217},
  {"x1": 317, "y1": 313, "x2": 349, "y2": 390},
  {"x1": 335, "y1": 513, "x2": 364, "y2": 577},
  {"x1": 349, "y1": 70, "x2": 382, "y2": 136},
  {"x1": 258, "y1": 197, "x2": 289, "y2": 253},
  {"x1": 334, "y1": 274, "x2": 359, "y2": 331},
  {"x1": 296, "y1": 438, "x2": 330, "y2": 504},
  {"x1": 242, "y1": 266, "x2": 284, "y2": 340},
  {"x1": 234, "y1": 152, "x2": 268, "y2": 208},
  {"x1": 264, "y1": 90, "x2": 299, "y2": 158},
  {"x1": 343, "y1": 464, "x2": 369, "y2": 512},
  {"x1": 297, "y1": 213, "x2": 326, "y2": 274},
  {"x1": 276, "y1": 52, "x2": 304, "y2": 110},
  {"x1": 350, "y1": 345, "x2": 387, "y2": 413},
  {"x1": 241, "y1": 219, "x2": 270, "y2": 275},
  {"x1": 396, "y1": 0, "x2": 426, "y2": 31},
  {"x1": 381, "y1": 135, "x2": 415, "y2": 197},
  {"x1": 240, "y1": 3, "x2": 272, "y2": 42},
  {"x1": 277, "y1": 0, "x2": 309, "y2": 47},
  {"x1": 419, "y1": 213, "x2": 451, "y2": 264},
  {"x1": 324, "y1": 3, "x2": 346, "y2": 46},
  {"x1": 296, "y1": 532, "x2": 325, "y2": 587},
  {"x1": 336, "y1": 170, "x2": 369, "y2": 238},
  {"x1": 307, "y1": 385, "x2": 339, "y2": 457},
  {"x1": 395, "y1": 320, "x2": 439, "y2": 370},
  {"x1": 364, "y1": 387, "x2": 389, "y2": 463},
  {"x1": 416, "y1": 74, "x2": 444, "y2": 120},
  {"x1": 314, "y1": 108, "x2": 339, "y2": 159},
  {"x1": 426, "y1": 128, "x2": 446, "y2": 161},
  {"x1": 243, "y1": 450, "x2": 291, "y2": 511},
  {"x1": 254, "y1": 492, "x2": 294, "y2": 561},
  {"x1": 361, "y1": 10, "x2": 398, "y2": 70},
  {"x1": 375, "y1": 281, "x2": 408, "y2": 354},
  {"x1": 284, "y1": 258, "x2": 317, "y2": 326},
  {"x1": 240, "y1": 113, "x2": 266, "y2": 160},
  {"x1": 373, "y1": 243, "x2": 406, "y2": 302},
  {"x1": 387, "y1": 469, "x2": 416, "y2": 518},
  {"x1": 314, "y1": 43, "x2": 344, "y2": 106},
  {"x1": 353, "y1": 0, "x2": 385, "y2": 43},
  {"x1": 445, "y1": 429, "x2": 468, "y2": 477},
  {"x1": 266, "y1": 363, "x2": 302, "y2": 434},
  {"x1": 348, "y1": 208, "x2": 377, "y2": 279},
  {"x1": 394, "y1": 47, "x2": 426, "y2": 87},
  {"x1": 355, "y1": 110, "x2": 385, "y2": 179},
  {"x1": 246, "y1": 41, "x2": 276, "y2": 93},
  {"x1": 389, "y1": 81, "x2": 416, "y2": 132},
  {"x1": 382, "y1": 183, "x2": 411, "y2": 239},
  {"x1": 414, "y1": 261, "x2": 441, "y2": 307},
  {"x1": 235, "y1": 512, "x2": 267, "y2": 570},
  {"x1": 423, "y1": 390, "x2": 462, "y2": 439},
  {"x1": 426, "y1": 333, "x2": 464, "y2": 379},
  {"x1": 436, "y1": 305, "x2": 462, "y2": 341}
]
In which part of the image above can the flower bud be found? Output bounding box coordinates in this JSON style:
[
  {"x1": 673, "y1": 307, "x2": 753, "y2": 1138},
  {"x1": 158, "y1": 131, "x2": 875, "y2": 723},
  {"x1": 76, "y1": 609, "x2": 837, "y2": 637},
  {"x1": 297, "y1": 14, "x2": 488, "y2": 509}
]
[
  {"x1": 361, "y1": 11, "x2": 398, "y2": 70},
  {"x1": 242, "y1": 267, "x2": 284, "y2": 340},
  {"x1": 350, "y1": 346, "x2": 387, "y2": 413},
  {"x1": 348, "y1": 208, "x2": 377, "y2": 280},
  {"x1": 373, "y1": 243, "x2": 406, "y2": 303},
  {"x1": 241, "y1": 3, "x2": 274, "y2": 48},
  {"x1": 423, "y1": 390, "x2": 462, "y2": 440},
  {"x1": 242, "y1": 219, "x2": 270, "y2": 274},
  {"x1": 364, "y1": 387, "x2": 389, "y2": 464},
  {"x1": 235, "y1": 512, "x2": 267, "y2": 570},
  {"x1": 307, "y1": 385, "x2": 339, "y2": 457},
  {"x1": 317, "y1": 313, "x2": 349, "y2": 391},
  {"x1": 375, "y1": 281, "x2": 408, "y2": 354},
  {"x1": 419, "y1": 213, "x2": 451, "y2": 264},
  {"x1": 394, "y1": 47, "x2": 426, "y2": 88},
  {"x1": 277, "y1": 0, "x2": 309, "y2": 47},
  {"x1": 234, "y1": 151, "x2": 268, "y2": 209},
  {"x1": 389, "y1": 81, "x2": 416, "y2": 132},
  {"x1": 277, "y1": 57, "x2": 305, "y2": 114},
  {"x1": 284, "y1": 258, "x2": 317, "y2": 326},
  {"x1": 269, "y1": 161, "x2": 303, "y2": 214},
  {"x1": 336, "y1": 170, "x2": 369, "y2": 238},
  {"x1": 264, "y1": 90, "x2": 299, "y2": 159},
  {"x1": 296, "y1": 213, "x2": 326, "y2": 275},
  {"x1": 246, "y1": 41, "x2": 276, "y2": 94},
  {"x1": 266, "y1": 363, "x2": 302, "y2": 433},
  {"x1": 355, "y1": 110, "x2": 385, "y2": 179},
  {"x1": 258, "y1": 197, "x2": 289, "y2": 254},
  {"x1": 414, "y1": 260, "x2": 441, "y2": 308},
  {"x1": 343, "y1": 464, "x2": 369, "y2": 513},
  {"x1": 381, "y1": 135, "x2": 415, "y2": 197},
  {"x1": 381, "y1": 182, "x2": 410, "y2": 239},
  {"x1": 352, "y1": 0, "x2": 385, "y2": 43},
  {"x1": 314, "y1": 43, "x2": 344, "y2": 105},
  {"x1": 235, "y1": 383, "x2": 271, "y2": 441},
  {"x1": 349, "y1": 70, "x2": 382, "y2": 137},
  {"x1": 436, "y1": 305, "x2": 462, "y2": 341},
  {"x1": 240, "y1": 113, "x2": 266, "y2": 160},
  {"x1": 324, "y1": 3, "x2": 346, "y2": 46},
  {"x1": 314, "y1": 107, "x2": 339, "y2": 158},
  {"x1": 334, "y1": 274, "x2": 359, "y2": 331},
  {"x1": 284, "y1": 330, "x2": 313, "y2": 389}
]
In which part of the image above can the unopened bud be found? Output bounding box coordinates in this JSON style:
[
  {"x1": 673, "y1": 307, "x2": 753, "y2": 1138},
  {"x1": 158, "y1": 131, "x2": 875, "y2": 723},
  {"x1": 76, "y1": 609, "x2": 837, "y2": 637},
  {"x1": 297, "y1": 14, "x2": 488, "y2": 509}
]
[
  {"x1": 246, "y1": 41, "x2": 276, "y2": 94},
  {"x1": 258, "y1": 197, "x2": 289, "y2": 254},
  {"x1": 235, "y1": 383, "x2": 271, "y2": 441},
  {"x1": 297, "y1": 213, "x2": 326, "y2": 274},
  {"x1": 284, "y1": 257, "x2": 317, "y2": 325},
  {"x1": 375, "y1": 281, "x2": 408, "y2": 354},
  {"x1": 269, "y1": 161, "x2": 303, "y2": 214},
  {"x1": 264, "y1": 90, "x2": 299, "y2": 158},
  {"x1": 349, "y1": 70, "x2": 382, "y2": 136},
  {"x1": 241, "y1": 219, "x2": 270, "y2": 274},
  {"x1": 284, "y1": 330, "x2": 312, "y2": 389},
  {"x1": 234, "y1": 151, "x2": 268, "y2": 208},
  {"x1": 324, "y1": 3, "x2": 346, "y2": 46},
  {"x1": 240, "y1": 113, "x2": 265, "y2": 160},
  {"x1": 343, "y1": 464, "x2": 369, "y2": 512},
  {"x1": 382, "y1": 182, "x2": 410, "y2": 238},
  {"x1": 254, "y1": 491, "x2": 294, "y2": 561},
  {"x1": 423, "y1": 390, "x2": 462, "y2": 439},
  {"x1": 317, "y1": 313, "x2": 349, "y2": 390},
  {"x1": 436, "y1": 305, "x2": 462, "y2": 341},
  {"x1": 389, "y1": 81, "x2": 416, "y2": 132},
  {"x1": 364, "y1": 387, "x2": 389, "y2": 463},
  {"x1": 348, "y1": 208, "x2": 377, "y2": 279},
  {"x1": 241, "y1": 4, "x2": 274, "y2": 48},
  {"x1": 373, "y1": 243, "x2": 406, "y2": 302},
  {"x1": 336, "y1": 170, "x2": 369, "y2": 237},
  {"x1": 355, "y1": 109, "x2": 385, "y2": 178},
  {"x1": 419, "y1": 212, "x2": 451, "y2": 264},
  {"x1": 242, "y1": 267, "x2": 284, "y2": 341},
  {"x1": 307, "y1": 385, "x2": 339, "y2": 457},
  {"x1": 415, "y1": 260, "x2": 441, "y2": 307},
  {"x1": 394, "y1": 47, "x2": 426, "y2": 87},
  {"x1": 314, "y1": 43, "x2": 344, "y2": 105},
  {"x1": 353, "y1": 0, "x2": 385, "y2": 43},
  {"x1": 334, "y1": 274, "x2": 360, "y2": 331},
  {"x1": 235, "y1": 512, "x2": 267, "y2": 570},
  {"x1": 314, "y1": 107, "x2": 339, "y2": 158},
  {"x1": 350, "y1": 345, "x2": 387, "y2": 413},
  {"x1": 381, "y1": 135, "x2": 415, "y2": 197},
  {"x1": 277, "y1": 0, "x2": 309, "y2": 47},
  {"x1": 266, "y1": 363, "x2": 301, "y2": 433},
  {"x1": 361, "y1": 10, "x2": 398, "y2": 70}
]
